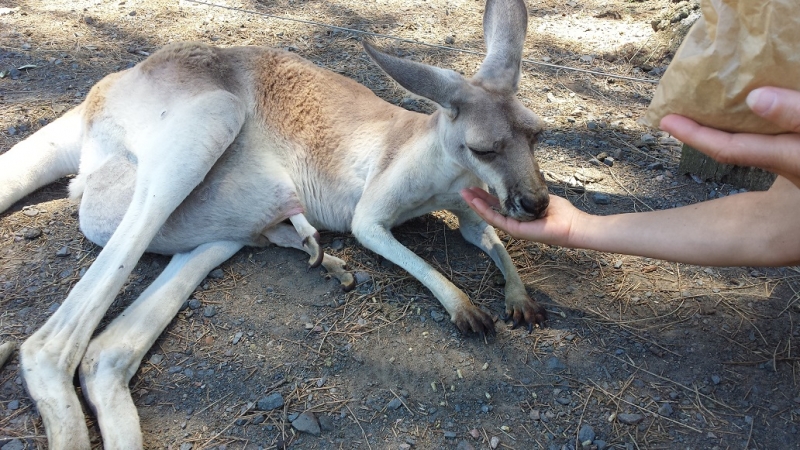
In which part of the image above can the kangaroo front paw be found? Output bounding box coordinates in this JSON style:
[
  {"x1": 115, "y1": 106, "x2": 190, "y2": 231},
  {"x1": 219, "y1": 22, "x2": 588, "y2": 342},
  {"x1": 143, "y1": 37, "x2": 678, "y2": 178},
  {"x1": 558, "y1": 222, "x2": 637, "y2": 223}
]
[
  {"x1": 338, "y1": 270, "x2": 356, "y2": 292},
  {"x1": 452, "y1": 305, "x2": 496, "y2": 335},
  {"x1": 302, "y1": 232, "x2": 323, "y2": 268},
  {"x1": 504, "y1": 295, "x2": 547, "y2": 332}
]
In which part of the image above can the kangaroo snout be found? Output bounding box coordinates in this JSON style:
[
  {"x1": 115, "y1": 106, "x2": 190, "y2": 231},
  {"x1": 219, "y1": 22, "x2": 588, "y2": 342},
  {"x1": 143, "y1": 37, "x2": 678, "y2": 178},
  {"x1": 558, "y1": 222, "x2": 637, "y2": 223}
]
[
  {"x1": 503, "y1": 185, "x2": 549, "y2": 221},
  {"x1": 519, "y1": 191, "x2": 549, "y2": 219}
]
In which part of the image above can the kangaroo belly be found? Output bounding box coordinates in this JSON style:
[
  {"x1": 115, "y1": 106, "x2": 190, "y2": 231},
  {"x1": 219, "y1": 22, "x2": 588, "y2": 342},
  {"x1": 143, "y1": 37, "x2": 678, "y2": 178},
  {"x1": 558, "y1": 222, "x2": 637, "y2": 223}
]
[{"x1": 78, "y1": 150, "x2": 305, "y2": 255}]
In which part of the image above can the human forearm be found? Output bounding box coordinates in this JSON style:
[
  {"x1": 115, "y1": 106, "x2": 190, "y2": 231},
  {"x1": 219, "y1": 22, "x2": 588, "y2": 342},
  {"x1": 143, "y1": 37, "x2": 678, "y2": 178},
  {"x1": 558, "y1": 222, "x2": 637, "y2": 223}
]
[{"x1": 569, "y1": 179, "x2": 800, "y2": 266}]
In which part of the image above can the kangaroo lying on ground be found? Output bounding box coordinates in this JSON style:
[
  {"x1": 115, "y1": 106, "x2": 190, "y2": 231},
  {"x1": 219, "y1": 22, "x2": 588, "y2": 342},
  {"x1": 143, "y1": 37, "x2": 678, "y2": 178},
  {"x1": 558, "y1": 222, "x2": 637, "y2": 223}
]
[{"x1": 0, "y1": 0, "x2": 549, "y2": 447}]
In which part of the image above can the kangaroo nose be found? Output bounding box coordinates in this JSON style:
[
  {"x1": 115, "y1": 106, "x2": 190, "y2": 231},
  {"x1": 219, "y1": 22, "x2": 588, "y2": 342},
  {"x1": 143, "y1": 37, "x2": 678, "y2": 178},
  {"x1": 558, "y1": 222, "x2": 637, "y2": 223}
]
[{"x1": 520, "y1": 193, "x2": 549, "y2": 219}]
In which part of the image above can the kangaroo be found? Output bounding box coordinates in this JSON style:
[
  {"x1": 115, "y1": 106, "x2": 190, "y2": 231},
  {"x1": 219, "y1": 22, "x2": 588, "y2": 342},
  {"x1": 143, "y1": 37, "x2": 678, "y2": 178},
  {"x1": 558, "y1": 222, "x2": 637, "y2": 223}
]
[{"x1": 0, "y1": 0, "x2": 549, "y2": 447}]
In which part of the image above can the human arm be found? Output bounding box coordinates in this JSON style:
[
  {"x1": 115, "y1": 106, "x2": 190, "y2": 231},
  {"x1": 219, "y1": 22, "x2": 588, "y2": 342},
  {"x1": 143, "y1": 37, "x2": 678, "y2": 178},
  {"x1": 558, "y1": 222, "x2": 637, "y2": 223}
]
[
  {"x1": 462, "y1": 178, "x2": 800, "y2": 267},
  {"x1": 460, "y1": 86, "x2": 800, "y2": 267}
]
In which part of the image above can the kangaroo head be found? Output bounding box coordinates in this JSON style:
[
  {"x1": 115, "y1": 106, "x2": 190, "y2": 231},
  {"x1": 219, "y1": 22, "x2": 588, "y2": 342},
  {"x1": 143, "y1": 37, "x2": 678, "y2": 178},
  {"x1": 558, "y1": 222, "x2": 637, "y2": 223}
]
[{"x1": 364, "y1": 0, "x2": 549, "y2": 221}]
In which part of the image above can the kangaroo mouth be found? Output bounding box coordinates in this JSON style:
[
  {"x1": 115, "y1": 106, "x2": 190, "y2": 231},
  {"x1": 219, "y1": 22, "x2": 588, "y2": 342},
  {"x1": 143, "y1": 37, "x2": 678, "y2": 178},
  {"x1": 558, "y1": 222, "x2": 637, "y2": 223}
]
[{"x1": 502, "y1": 190, "x2": 549, "y2": 221}]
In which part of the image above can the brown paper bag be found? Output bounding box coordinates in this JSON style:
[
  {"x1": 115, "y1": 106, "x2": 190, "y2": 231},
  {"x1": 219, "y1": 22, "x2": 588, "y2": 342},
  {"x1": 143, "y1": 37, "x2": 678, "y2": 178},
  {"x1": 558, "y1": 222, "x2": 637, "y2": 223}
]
[{"x1": 641, "y1": 0, "x2": 800, "y2": 134}]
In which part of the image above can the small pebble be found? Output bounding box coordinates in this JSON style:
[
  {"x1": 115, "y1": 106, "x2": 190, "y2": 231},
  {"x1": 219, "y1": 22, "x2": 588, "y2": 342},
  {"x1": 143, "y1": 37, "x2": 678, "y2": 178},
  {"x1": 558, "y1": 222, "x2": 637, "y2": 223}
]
[
  {"x1": 203, "y1": 306, "x2": 217, "y2": 317},
  {"x1": 23, "y1": 227, "x2": 42, "y2": 239},
  {"x1": 208, "y1": 268, "x2": 224, "y2": 279},
  {"x1": 387, "y1": 397, "x2": 403, "y2": 410},
  {"x1": 616, "y1": 413, "x2": 644, "y2": 425},
  {"x1": 318, "y1": 414, "x2": 334, "y2": 431},
  {"x1": 291, "y1": 411, "x2": 321, "y2": 436},
  {"x1": 591, "y1": 193, "x2": 610, "y2": 205},
  {"x1": 658, "y1": 402, "x2": 674, "y2": 417},
  {"x1": 232, "y1": 331, "x2": 244, "y2": 345},
  {"x1": 578, "y1": 424, "x2": 595, "y2": 443},
  {"x1": 430, "y1": 310, "x2": 445, "y2": 322},
  {"x1": 256, "y1": 392, "x2": 284, "y2": 411},
  {"x1": 489, "y1": 436, "x2": 500, "y2": 449},
  {"x1": 456, "y1": 441, "x2": 475, "y2": 450},
  {"x1": 545, "y1": 356, "x2": 566, "y2": 371}
]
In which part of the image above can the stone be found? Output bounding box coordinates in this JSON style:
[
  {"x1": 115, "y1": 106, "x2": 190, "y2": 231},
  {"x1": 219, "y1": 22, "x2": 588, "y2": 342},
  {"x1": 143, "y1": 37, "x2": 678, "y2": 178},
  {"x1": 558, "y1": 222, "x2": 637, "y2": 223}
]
[
  {"x1": 456, "y1": 441, "x2": 476, "y2": 450},
  {"x1": 56, "y1": 246, "x2": 71, "y2": 257},
  {"x1": 658, "y1": 402, "x2": 674, "y2": 417},
  {"x1": 387, "y1": 397, "x2": 403, "y2": 410},
  {"x1": 354, "y1": 271, "x2": 371, "y2": 284},
  {"x1": 430, "y1": 310, "x2": 445, "y2": 322},
  {"x1": 23, "y1": 227, "x2": 42, "y2": 239},
  {"x1": 256, "y1": 392, "x2": 284, "y2": 411},
  {"x1": 592, "y1": 193, "x2": 611, "y2": 205},
  {"x1": 617, "y1": 413, "x2": 644, "y2": 425},
  {"x1": 291, "y1": 411, "x2": 321, "y2": 436},
  {"x1": 1, "y1": 440, "x2": 24, "y2": 450},
  {"x1": 203, "y1": 306, "x2": 217, "y2": 317},
  {"x1": 208, "y1": 268, "x2": 224, "y2": 279},
  {"x1": 578, "y1": 424, "x2": 595, "y2": 443},
  {"x1": 546, "y1": 356, "x2": 566, "y2": 371},
  {"x1": 318, "y1": 414, "x2": 334, "y2": 431}
]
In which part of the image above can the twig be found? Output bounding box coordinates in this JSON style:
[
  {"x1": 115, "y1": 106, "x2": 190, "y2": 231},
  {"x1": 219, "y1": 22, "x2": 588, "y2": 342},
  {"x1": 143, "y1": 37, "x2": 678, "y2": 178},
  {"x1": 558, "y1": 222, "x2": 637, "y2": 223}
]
[
  {"x1": 345, "y1": 403, "x2": 373, "y2": 450},
  {"x1": 613, "y1": 354, "x2": 735, "y2": 411}
]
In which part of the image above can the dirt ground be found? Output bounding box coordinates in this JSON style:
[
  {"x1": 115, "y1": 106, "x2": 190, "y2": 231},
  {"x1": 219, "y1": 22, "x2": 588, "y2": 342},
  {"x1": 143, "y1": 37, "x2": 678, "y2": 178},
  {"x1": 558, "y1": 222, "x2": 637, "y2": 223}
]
[{"x1": 1, "y1": 0, "x2": 799, "y2": 449}]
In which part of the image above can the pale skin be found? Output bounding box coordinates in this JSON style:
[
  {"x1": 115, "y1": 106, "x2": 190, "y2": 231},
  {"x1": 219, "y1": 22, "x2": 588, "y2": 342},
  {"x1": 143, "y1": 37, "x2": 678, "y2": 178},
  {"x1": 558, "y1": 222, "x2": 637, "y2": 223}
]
[{"x1": 461, "y1": 87, "x2": 800, "y2": 267}]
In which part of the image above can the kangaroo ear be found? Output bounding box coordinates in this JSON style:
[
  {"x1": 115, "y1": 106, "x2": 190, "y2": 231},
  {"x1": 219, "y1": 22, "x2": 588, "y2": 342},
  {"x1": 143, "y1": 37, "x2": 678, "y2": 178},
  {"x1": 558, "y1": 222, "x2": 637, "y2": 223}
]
[
  {"x1": 363, "y1": 41, "x2": 464, "y2": 112},
  {"x1": 474, "y1": 0, "x2": 528, "y2": 93}
]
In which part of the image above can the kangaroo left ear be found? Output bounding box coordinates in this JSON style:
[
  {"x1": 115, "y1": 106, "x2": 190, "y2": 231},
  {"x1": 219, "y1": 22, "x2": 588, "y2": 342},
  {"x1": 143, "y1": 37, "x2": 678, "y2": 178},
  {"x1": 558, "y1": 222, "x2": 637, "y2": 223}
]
[
  {"x1": 362, "y1": 41, "x2": 465, "y2": 113},
  {"x1": 473, "y1": 0, "x2": 528, "y2": 93}
]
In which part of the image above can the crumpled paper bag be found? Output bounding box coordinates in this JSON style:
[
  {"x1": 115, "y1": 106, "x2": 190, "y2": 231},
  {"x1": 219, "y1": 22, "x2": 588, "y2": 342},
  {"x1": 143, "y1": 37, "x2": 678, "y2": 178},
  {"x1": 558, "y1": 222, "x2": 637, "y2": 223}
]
[{"x1": 641, "y1": 0, "x2": 800, "y2": 134}]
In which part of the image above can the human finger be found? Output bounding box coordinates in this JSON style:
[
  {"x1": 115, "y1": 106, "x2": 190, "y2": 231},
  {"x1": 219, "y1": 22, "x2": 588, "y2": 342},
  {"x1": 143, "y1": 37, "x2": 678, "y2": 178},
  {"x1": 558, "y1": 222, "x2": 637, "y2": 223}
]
[
  {"x1": 460, "y1": 187, "x2": 501, "y2": 208},
  {"x1": 660, "y1": 114, "x2": 800, "y2": 179},
  {"x1": 746, "y1": 87, "x2": 800, "y2": 133}
]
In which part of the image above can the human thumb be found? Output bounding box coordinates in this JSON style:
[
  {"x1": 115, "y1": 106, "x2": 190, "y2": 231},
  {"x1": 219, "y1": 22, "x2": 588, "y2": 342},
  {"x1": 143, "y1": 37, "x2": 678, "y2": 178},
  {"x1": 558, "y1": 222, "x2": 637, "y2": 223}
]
[{"x1": 746, "y1": 87, "x2": 800, "y2": 133}]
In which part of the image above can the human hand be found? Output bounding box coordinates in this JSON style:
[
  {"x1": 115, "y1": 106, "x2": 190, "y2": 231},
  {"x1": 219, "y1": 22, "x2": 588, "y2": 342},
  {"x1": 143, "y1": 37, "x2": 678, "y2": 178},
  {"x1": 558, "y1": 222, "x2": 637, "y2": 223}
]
[
  {"x1": 660, "y1": 87, "x2": 800, "y2": 187},
  {"x1": 460, "y1": 187, "x2": 584, "y2": 246}
]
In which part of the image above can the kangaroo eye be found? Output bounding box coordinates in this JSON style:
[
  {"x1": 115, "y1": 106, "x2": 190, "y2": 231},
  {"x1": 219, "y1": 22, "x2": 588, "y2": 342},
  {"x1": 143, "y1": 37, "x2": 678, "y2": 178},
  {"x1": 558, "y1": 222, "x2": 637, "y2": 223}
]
[{"x1": 468, "y1": 146, "x2": 495, "y2": 156}]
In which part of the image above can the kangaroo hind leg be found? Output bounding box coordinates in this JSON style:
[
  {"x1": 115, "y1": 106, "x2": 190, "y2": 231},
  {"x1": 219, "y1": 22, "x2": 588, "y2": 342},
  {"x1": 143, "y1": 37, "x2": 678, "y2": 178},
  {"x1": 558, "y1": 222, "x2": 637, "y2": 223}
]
[
  {"x1": 78, "y1": 240, "x2": 242, "y2": 449},
  {"x1": 0, "y1": 105, "x2": 84, "y2": 213},
  {"x1": 19, "y1": 89, "x2": 246, "y2": 449}
]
